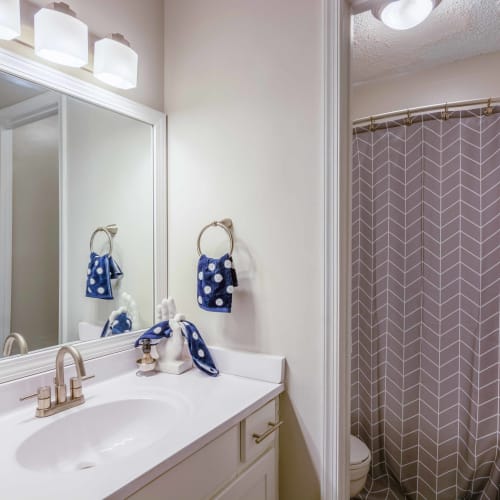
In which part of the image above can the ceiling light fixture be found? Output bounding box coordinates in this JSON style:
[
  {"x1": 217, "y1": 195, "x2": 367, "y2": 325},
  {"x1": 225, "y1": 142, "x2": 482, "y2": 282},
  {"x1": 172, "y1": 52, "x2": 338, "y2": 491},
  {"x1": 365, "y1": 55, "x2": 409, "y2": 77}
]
[
  {"x1": 34, "y1": 2, "x2": 88, "y2": 67},
  {"x1": 372, "y1": 0, "x2": 440, "y2": 30},
  {"x1": 93, "y1": 34, "x2": 138, "y2": 90},
  {"x1": 0, "y1": 0, "x2": 20, "y2": 40}
]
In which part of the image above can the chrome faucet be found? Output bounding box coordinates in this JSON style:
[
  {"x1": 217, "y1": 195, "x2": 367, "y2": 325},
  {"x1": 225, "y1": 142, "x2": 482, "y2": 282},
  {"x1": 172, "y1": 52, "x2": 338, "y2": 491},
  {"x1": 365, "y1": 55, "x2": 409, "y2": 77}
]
[
  {"x1": 2, "y1": 332, "x2": 28, "y2": 356},
  {"x1": 20, "y1": 345, "x2": 94, "y2": 418}
]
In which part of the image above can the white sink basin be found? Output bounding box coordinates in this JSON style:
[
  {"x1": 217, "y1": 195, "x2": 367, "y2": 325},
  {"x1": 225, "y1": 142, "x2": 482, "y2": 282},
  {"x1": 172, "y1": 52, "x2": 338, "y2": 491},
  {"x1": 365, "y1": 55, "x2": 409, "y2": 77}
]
[{"x1": 16, "y1": 398, "x2": 179, "y2": 473}]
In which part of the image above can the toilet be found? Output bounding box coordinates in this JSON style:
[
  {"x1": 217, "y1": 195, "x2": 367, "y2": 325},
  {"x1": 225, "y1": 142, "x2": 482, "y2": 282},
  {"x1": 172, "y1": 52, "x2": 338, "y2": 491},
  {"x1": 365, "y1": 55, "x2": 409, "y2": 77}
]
[{"x1": 350, "y1": 434, "x2": 371, "y2": 497}]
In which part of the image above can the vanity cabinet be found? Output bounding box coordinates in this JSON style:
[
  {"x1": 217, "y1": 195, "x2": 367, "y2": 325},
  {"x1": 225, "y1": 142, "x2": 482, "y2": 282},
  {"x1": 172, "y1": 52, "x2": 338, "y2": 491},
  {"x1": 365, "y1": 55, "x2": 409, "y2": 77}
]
[
  {"x1": 127, "y1": 398, "x2": 279, "y2": 500},
  {"x1": 213, "y1": 448, "x2": 276, "y2": 500}
]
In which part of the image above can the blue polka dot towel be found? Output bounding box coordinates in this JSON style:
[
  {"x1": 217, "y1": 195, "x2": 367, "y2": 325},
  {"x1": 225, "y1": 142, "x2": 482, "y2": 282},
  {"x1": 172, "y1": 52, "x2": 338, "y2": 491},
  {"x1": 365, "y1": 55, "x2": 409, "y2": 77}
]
[
  {"x1": 85, "y1": 251, "x2": 123, "y2": 300},
  {"x1": 197, "y1": 253, "x2": 238, "y2": 313},
  {"x1": 135, "y1": 320, "x2": 219, "y2": 376},
  {"x1": 101, "y1": 310, "x2": 132, "y2": 337}
]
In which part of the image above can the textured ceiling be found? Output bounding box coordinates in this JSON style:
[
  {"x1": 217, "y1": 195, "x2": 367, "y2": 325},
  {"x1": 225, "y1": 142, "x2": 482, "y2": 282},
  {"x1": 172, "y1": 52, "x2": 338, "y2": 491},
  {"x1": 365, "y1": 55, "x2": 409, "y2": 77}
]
[{"x1": 352, "y1": 0, "x2": 500, "y2": 83}]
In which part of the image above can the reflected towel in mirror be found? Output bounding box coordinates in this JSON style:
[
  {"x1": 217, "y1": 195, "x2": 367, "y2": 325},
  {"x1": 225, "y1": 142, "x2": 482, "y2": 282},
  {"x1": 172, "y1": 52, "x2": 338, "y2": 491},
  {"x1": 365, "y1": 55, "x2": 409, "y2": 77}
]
[
  {"x1": 85, "y1": 252, "x2": 123, "y2": 300},
  {"x1": 101, "y1": 308, "x2": 133, "y2": 337}
]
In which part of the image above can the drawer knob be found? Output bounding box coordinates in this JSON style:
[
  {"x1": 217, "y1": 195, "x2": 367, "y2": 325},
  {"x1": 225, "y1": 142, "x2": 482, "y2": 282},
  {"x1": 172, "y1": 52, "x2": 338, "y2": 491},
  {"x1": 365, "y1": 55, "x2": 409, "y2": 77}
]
[{"x1": 252, "y1": 420, "x2": 283, "y2": 444}]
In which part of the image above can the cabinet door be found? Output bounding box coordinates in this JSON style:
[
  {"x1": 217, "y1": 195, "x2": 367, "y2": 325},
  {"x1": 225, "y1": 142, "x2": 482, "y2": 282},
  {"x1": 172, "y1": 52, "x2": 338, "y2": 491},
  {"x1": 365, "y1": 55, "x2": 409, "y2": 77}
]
[
  {"x1": 214, "y1": 447, "x2": 277, "y2": 500},
  {"x1": 128, "y1": 426, "x2": 239, "y2": 500}
]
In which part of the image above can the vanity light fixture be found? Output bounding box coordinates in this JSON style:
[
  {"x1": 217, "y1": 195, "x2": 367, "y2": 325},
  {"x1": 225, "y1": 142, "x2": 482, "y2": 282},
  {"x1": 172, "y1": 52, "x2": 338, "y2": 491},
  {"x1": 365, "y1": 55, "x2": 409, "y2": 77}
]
[
  {"x1": 34, "y1": 2, "x2": 88, "y2": 67},
  {"x1": 0, "y1": 0, "x2": 20, "y2": 40},
  {"x1": 372, "y1": 0, "x2": 440, "y2": 30},
  {"x1": 93, "y1": 33, "x2": 138, "y2": 89}
]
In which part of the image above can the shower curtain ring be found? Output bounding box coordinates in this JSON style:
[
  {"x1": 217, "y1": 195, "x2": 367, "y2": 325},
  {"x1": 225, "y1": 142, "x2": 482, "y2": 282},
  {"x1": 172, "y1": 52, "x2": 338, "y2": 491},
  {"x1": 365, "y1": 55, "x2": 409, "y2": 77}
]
[
  {"x1": 441, "y1": 103, "x2": 451, "y2": 121},
  {"x1": 483, "y1": 98, "x2": 494, "y2": 116},
  {"x1": 368, "y1": 116, "x2": 377, "y2": 132},
  {"x1": 404, "y1": 110, "x2": 413, "y2": 126}
]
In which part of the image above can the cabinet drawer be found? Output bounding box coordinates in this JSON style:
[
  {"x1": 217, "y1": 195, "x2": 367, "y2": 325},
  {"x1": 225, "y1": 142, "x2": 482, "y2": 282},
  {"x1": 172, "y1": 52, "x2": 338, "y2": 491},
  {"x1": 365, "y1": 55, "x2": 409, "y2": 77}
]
[{"x1": 240, "y1": 399, "x2": 279, "y2": 463}]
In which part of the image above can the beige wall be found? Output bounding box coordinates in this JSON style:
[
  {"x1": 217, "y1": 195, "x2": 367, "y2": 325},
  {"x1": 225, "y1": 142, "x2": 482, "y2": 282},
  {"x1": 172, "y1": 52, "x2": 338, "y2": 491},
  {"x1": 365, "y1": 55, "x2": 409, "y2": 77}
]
[
  {"x1": 11, "y1": 114, "x2": 59, "y2": 352},
  {"x1": 352, "y1": 51, "x2": 500, "y2": 120},
  {"x1": 0, "y1": 0, "x2": 164, "y2": 110},
  {"x1": 164, "y1": 1, "x2": 323, "y2": 498}
]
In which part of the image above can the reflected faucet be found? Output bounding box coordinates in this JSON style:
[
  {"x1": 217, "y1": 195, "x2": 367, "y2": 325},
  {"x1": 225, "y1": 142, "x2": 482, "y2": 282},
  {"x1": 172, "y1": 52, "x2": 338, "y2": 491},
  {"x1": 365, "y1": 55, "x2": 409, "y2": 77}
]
[
  {"x1": 2, "y1": 332, "x2": 28, "y2": 356},
  {"x1": 20, "y1": 345, "x2": 94, "y2": 418}
]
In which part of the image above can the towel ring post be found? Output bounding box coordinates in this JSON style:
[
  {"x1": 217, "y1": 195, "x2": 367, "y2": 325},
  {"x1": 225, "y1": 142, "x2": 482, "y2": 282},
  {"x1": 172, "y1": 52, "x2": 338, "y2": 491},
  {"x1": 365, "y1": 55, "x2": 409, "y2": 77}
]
[
  {"x1": 90, "y1": 224, "x2": 118, "y2": 255},
  {"x1": 197, "y1": 219, "x2": 234, "y2": 257}
]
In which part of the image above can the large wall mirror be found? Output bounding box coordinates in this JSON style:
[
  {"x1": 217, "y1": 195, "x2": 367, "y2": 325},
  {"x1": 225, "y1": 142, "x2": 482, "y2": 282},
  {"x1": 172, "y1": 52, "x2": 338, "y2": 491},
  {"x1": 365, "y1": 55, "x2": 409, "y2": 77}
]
[{"x1": 0, "y1": 48, "x2": 166, "y2": 380}]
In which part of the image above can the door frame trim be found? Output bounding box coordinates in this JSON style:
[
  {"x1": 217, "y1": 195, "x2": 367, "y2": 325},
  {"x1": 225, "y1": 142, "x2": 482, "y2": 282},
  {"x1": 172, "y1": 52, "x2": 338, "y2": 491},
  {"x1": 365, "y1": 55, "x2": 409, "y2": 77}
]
[{"x1": 322, "y1": 0, "x2": 351, "y2": 498}]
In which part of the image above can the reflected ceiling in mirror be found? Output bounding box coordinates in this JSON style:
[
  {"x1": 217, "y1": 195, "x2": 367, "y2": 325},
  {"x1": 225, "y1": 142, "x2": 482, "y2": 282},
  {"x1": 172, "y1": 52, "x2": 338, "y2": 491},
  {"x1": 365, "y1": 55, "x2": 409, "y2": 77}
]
[{"x1": 0, "y1": 70, "x2": 155, "y2": 359}]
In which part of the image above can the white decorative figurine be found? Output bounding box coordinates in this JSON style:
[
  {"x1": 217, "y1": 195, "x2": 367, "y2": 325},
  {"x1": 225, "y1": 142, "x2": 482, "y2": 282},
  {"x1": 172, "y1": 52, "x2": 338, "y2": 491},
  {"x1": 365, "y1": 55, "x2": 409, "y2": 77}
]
[{"x1": 155, "y1": 296, "x2": 192, "y2": 374}]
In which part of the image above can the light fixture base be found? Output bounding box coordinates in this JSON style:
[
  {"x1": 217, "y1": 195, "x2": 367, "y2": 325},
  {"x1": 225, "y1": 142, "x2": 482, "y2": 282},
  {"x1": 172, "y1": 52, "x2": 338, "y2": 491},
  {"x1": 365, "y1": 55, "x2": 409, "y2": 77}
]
[
  {"x1": 46, "y1": 2, "x2": 76, "y2": 18},
  {"x1": 108, "y1": 33, "x2": 131, "y2": 48}
]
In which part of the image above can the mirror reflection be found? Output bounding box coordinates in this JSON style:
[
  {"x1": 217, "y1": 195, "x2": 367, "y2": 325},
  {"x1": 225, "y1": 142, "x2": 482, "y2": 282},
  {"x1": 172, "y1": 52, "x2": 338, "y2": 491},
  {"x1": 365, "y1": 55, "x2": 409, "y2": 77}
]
[{"x1": 0, "y1": 72, "x2": 154, "y2": 358}]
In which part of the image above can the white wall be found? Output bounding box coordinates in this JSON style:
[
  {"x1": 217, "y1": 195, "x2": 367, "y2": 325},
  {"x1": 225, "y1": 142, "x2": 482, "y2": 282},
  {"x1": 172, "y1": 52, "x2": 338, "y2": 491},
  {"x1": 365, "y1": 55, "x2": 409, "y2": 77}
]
[
  {"x1": 64, "y1": 97, "x2": 154, "y2": 342},
  {"x1": 164, "y1": 1, "x2": 323, "y2": 498},
  {"x1": 0, "y1": 0, "x2": 164, "y2": 110},
  {"x1": 352, "y1": 51, "x2": 500, "y2": 120},
  {"x1": 11, "y1": 114, "x2": 59, "y2": 352}
]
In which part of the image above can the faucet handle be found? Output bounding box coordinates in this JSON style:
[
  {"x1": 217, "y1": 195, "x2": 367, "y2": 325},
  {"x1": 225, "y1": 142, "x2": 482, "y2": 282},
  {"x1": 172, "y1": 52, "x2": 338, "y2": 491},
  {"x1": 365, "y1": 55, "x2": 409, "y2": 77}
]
[
  {"x1": 20, "y1": 386, "x2": 51, "y2": 413},
  {"x1": 20, "y1": 386, "x2": 50, "y2": 401},
  {"x1": 53, "y1": 374, "x2": 94, "y2": 384},
  {"x1": 20, "y1": 392, "x2": 38, "y2": 401},
  {"x1": 70, "y1": 375, "x2": 95, "y2": 399},
  {"x1": 70, "y1": 377, "x2": 82, "y2": 399}
]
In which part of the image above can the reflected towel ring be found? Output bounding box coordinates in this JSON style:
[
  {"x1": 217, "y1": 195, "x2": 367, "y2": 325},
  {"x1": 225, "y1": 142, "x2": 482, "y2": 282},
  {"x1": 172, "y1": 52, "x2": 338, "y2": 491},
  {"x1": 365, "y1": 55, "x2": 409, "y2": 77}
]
[
  {"x1": 90, "y1": 225, "x2": 117, "y2": 255},
  {"x1": 197, "y1": 219, "x2": 234, "y2": 257}
]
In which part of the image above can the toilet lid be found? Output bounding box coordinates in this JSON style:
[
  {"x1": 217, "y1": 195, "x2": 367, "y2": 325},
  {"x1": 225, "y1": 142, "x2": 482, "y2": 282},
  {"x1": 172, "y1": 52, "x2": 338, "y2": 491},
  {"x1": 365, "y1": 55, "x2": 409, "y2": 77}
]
[{"x1": 350, "y1": 435, "x2": 370, "y2": 465}]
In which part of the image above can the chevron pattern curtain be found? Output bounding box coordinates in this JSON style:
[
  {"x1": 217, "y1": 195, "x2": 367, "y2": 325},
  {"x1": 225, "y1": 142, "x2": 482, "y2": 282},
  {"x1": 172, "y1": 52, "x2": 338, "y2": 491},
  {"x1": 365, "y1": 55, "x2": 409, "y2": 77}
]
[{"x1": 351, "y1": 109, "x2": 500, "y2": 499}]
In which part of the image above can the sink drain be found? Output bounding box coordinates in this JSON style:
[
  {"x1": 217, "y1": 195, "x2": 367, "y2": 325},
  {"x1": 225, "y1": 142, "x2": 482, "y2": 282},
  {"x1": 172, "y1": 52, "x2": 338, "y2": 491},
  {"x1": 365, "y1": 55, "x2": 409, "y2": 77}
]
[{"x1": 76, "y1": 461, "x2": 96, "y2": 471}]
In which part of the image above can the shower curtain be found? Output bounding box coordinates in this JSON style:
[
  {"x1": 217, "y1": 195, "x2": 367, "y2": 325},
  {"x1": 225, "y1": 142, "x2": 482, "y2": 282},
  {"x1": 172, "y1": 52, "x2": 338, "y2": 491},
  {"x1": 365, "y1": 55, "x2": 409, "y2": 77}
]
[{"x1": 351, "y1": 108, "x2": 500, "y2": 499}]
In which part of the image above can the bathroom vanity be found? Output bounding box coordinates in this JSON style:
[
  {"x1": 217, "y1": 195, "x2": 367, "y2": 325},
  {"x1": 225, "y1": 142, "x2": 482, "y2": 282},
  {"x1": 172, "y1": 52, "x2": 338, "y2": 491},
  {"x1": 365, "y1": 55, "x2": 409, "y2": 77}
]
[
  {"x1": 128, "y1": 397, "x2": 280, "y2": 500},
  {"x1": 0, "y1": 346, "x2": 284, "y2": 500}
]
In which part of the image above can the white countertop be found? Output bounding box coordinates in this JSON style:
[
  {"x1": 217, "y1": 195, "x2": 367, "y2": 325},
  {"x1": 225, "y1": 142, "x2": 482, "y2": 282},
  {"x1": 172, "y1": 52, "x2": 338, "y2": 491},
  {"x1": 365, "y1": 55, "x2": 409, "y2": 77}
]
[{"x1": 0, "y1": 350, "x2": 284, "y2": 500}]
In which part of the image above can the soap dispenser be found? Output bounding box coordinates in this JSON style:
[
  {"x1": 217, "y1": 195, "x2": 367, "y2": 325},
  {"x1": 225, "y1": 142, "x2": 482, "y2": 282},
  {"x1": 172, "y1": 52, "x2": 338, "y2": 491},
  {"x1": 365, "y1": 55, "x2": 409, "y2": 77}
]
[{"x1": 136, "y1": 338, "x2": 157, "y2": 373}]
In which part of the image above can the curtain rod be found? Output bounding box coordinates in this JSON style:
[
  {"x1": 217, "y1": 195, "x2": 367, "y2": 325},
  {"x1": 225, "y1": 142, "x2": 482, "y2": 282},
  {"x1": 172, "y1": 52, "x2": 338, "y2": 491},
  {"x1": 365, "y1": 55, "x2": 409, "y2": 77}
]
[{"x1": 353, "y1": 97, "x2": 500, "y2": 127}]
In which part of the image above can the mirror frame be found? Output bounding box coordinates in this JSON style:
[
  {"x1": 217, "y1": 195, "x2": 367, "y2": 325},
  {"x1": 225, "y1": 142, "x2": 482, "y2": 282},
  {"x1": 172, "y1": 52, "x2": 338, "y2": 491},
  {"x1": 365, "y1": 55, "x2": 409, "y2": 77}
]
[{"x1": 0, "y1": 47, "x2": 167, "y2": 384}]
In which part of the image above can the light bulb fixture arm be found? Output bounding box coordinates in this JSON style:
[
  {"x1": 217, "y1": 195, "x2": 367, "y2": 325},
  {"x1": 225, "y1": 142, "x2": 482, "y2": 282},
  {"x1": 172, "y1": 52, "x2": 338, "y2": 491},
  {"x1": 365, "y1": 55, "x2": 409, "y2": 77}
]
[{"x1": 46, "y1": 2, "x2": 77, "y2": 17}]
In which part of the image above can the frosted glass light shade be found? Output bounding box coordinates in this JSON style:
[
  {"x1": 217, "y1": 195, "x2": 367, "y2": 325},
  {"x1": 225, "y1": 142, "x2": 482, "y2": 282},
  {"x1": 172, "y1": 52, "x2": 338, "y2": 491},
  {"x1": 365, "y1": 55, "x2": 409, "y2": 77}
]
[
  {"x1": 374, "y1": 0, "x2": 437, "y2": 30},
  {"x1": 0, "y1": 0, "x2": 20, "y2": 40},
  {"x1": 34, "y1": 5, "x2": 88, "y2": 67},
  {"x1": 94, "y1": 35, "x2": 138, "y2": 90}
]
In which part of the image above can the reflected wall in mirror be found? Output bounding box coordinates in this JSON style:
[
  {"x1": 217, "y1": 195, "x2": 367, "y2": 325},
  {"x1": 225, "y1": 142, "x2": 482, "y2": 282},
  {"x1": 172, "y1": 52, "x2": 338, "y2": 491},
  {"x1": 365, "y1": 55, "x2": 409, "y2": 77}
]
[{"x1": 0, "y1": 71, "x2": 155, "y2": 358}]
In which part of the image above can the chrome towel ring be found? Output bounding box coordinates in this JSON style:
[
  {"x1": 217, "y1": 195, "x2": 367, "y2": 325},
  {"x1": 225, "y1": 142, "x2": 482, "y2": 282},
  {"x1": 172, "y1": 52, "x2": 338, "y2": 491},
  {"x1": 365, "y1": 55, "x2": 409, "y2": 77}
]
[
  {"x1": 197, "y1": 219, "x2": 234, "y2": 257},
  {"x1": 90, "y1": 224, "x2": 118, "y2": 255}
]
